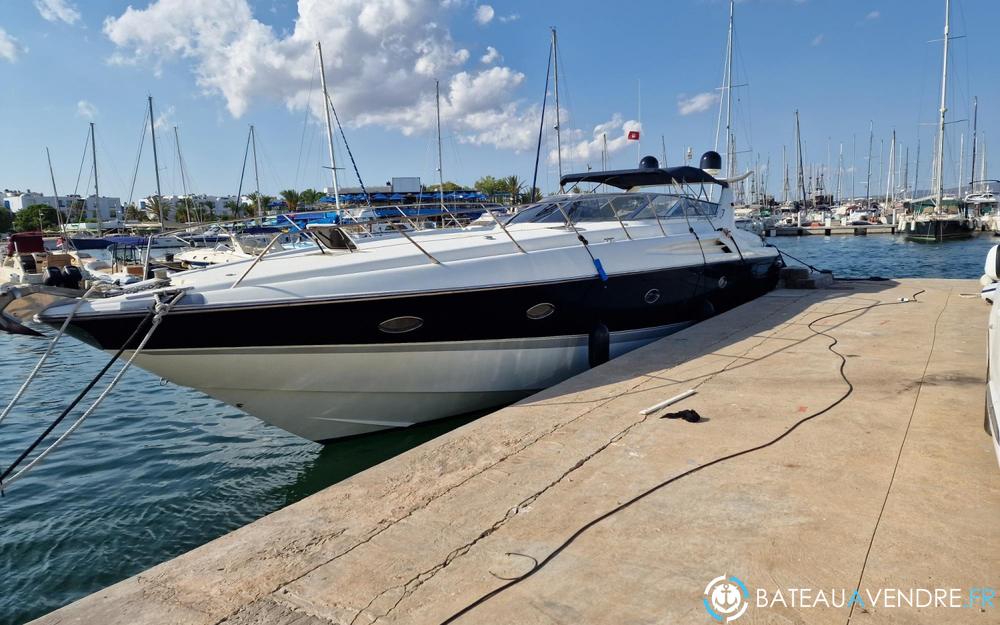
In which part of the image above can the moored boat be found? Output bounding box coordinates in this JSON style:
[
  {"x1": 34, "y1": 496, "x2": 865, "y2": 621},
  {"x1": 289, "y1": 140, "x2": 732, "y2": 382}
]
[{"x1": 36, "y1": 154, "x2": 782, "y2": 442}]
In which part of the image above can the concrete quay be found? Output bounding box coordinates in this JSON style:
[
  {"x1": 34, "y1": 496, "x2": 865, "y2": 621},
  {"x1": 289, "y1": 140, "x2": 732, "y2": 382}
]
[{"x1": 32, "y1": 278, "x2": 999, "y2": 625}]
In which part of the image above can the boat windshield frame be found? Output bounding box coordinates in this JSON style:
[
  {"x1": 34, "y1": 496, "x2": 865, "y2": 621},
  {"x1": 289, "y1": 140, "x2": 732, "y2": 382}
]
[{"x1": 505, "y1": 191, "x2": 721, "y2": 227}]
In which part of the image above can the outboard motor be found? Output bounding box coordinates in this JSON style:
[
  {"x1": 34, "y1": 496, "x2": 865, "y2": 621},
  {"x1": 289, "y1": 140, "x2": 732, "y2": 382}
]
[
  {"x1": 44, "y1": 267, "x2": 63, "y2": 287},
  {"x1": 639, "y1": 155, "x2": 659, "y2": 169},
  {"x1": 61, "y1": 265, "x2": 83, "y2": 290},
  {"x1": 700, "y1": 150, "x2": 722, "y2": 176}
]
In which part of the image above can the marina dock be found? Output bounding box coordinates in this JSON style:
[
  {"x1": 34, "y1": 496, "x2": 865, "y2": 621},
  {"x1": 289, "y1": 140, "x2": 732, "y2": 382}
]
[
  {"x1": 30, "y1": 278, "x2": 999, "y2": 624},
  {"x1": 771, "y1": 224, "x2": 898, "y2": 236}
]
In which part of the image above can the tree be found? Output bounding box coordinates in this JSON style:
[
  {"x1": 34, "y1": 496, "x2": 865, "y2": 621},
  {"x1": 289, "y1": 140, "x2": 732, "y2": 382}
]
[
  {"x1": 280, "y1": 189, "x2": 301, "y2": 212},
  {"x1": 145, "y1": 196, "x2": 171, "y2": 223},
  {"x1": 474, "y1": 176, "x2": 502, "y2": 200},
  {"x1": 124, "y1": 203, "x2": 145, "y2": 222},
  {"x1": 224, "y1": 199, "x2": 242, "y2": 218},
  {"x1": 503, "y1": 175, "x2": 524, "y2": 205},
  {"x1": 14, "y1": 204, "x2": 59, "y2": 232},
  {"x1": 427, "y1": 181, "x2": 463, "y2": 192},
  {"x1": 524, "y1": 186, "x2": 542, "y2": 203},
  {"x1": 299, "y1": 188, "x2": 323, "y2": 207},
  {"x1": 244, "y1": 192, "x2": 274, "y2": 217},
  {"x1": 0, "y1": 206, "x2": 13, "y2": 233}
]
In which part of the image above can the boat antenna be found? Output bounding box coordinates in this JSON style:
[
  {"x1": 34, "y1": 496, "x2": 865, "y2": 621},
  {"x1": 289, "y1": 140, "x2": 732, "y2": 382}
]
[
  {"x1": 89, "y1": 122, "x2": 101, "y2": 237},
  {"x1": 316, "y1": 41, "x2": 341, "y2": 213},
  {"x1": 531, "y1": 35, "x2": 553, "y2": 195},
  {"x1": 148, "y1": 95, "x2": 164, "y2": 227},
  {"x1": 552, "y1": 27, "x2": 563, "y2": 182},
  {"x1": 933, "y1": 0, "x2": 950, "y2": 211},
  {"x1": 250, "y1": 124, "x2": 263, "y2": 224}
]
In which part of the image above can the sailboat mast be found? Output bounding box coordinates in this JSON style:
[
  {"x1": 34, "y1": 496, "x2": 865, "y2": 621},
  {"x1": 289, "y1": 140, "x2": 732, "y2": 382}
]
[
  {"x1": 902, "y1": 146, "x2": 909, "y2": 199},
  {"x1": 781, "y1": 145, "x2": 788, "y2": 204},
  {"x1": 46, "y1": 147, "x2": 67, "y2": 236},
  {"x1": 316, "y1": 41, "x2": 341, "y2": 212},
  {"x1": 933, "y1": 0, "x2": 950, "y2": 209},
  {"x1": 148, "y1": 95, "x2": 164, "y2": 226},
  {"x1": 174, "y1": 125, "x2": 194, "y2": 222},
  {"x1": 250, "y1": 125, "x2": 262, "y2": 223},
  {"x1": 836, "y1": 142, "x2": 843, "y2": 204},
  {"x1": 865, "y1": 121, "x2": 873, "y2": 208},
  {"x1": 795, "y1": 110, "x2": 806, "y2": 226},
  {"x1": 89, "y1": 122, "x2": 101, "y2": 236},
  {"x1": 724, "y1": 0, "x2": 735, "y2": 176},
  {"x1": 435, "y1": 79, "x2": 445, "y2": 211},
  {"x1": 551, "y1": 28, "x2": 563, "y2": 180},
  {"x1": 970, "y1": 96, "x2": 978, "y2": 192},
  {"x1": 913, "y1": 140, "x2": 921, "y2": 199},
  {"x1": 885, "y1": 130, "x2": 895, "y2": 205},
  {"x1": 715, "y1": 0, "x2": 734, "y2": 164},
  {"x1": 958, "y1": 133, "x2": 965, "y2": 199}
]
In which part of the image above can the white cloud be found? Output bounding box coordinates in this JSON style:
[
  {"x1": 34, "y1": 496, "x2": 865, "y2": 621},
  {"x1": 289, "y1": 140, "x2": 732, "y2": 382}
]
[
  {"x1": 549, "y1": 114, "x2": 642, "y2": 165},
  {"x1": 498, "y1": 13, "x2": 519, "y2": 23},
  {"x1": 154, "y1": 104, "x2": 176, "y2": 130},
  {"x1": 865, "y1": 10, "x2": 880, "y2": 20},
  {"x1": 103, "y1": 0, "x2": 535, "y2": 151},
  {"x1": 810, "y1": 33, "x2": 824, "y2": 46},
  {"x1": 677, "y1": 91, "x2": 719, "y2": 116},
  {"x1": 0, "y1": 28, "x2": 20, "y2": 62},
  {"x1": 480, "y1": 45, "x2": 501, "y2": 64},
  {"x1": 474, "y1": 4, "x2": 494, "y2": 25},
  {"x1": 76, "y1": 100, "x2": 98, "y2": 119},
  {"x1": 34, "y1": 0, "x2": 81, "y2": 25}
]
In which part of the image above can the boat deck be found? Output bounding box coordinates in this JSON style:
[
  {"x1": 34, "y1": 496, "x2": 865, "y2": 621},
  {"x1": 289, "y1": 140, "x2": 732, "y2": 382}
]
[{"x1": 30, "y1": 278, "x2": 999, "y2": 625}]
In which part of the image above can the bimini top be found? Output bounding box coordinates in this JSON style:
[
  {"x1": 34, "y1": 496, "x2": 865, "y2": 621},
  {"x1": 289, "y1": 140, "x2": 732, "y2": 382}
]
[{"x1": 560, "y1": 165, "x2": 726, "y2": 190}]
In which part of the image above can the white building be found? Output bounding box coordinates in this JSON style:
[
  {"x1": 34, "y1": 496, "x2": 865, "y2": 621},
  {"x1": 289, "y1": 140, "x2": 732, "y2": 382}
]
[{"x1": 2, "y1": 189, "x2": 121, "y2": 221}]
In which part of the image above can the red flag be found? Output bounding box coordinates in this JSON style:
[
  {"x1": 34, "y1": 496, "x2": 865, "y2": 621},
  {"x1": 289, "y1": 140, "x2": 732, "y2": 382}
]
[{"x1": 627, "y1": 130, "x2": 640, "y2": 141}]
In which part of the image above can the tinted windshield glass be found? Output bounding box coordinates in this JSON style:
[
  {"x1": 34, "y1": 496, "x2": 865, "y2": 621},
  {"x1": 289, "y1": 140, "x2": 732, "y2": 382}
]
[{"x1": 506, "y1": 193, "x2": 720, "y2": 224}]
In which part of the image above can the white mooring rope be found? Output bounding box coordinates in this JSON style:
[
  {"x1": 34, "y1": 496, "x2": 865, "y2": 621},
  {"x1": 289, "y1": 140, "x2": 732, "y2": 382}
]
[
  {"x1": 1, "y1": 291, "x2": 182, "y2": 490},
  {"x1": 0, "y1": 287, "x2": 97, "y2": 427}
]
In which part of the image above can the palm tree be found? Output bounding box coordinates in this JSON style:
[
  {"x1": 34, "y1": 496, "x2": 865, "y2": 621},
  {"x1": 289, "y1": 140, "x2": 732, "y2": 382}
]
[
  {"x1": 280, "y1": 189, "x2": 301, "y2": 212},
  {"x1": 146, "y1": 196, "x2": 171, "y2": 224},
  {"x1": 299, "y1": 188, "x2": 323, "y2": 207},
  {"x1": 503, "y1": 175, "x2": 524, "y2": 205},
  {"x1": 224, "y1": 199, "x2": 242, "y2": 218}
]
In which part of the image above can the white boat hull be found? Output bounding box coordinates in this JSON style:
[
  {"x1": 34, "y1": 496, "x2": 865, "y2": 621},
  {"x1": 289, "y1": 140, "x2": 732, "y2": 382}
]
[{"x1": 125, "y1": 325, "x2": 684, "y2": 441}]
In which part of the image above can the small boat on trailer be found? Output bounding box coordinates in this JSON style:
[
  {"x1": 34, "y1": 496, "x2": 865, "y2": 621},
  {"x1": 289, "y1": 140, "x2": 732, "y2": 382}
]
[{"x1": 32, "y1": 152, "x2": 782, "y2": 442}]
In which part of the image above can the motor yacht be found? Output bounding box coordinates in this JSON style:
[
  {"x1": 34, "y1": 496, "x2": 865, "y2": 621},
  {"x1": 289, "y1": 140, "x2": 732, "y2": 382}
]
[{"x1": 36, "y1": 154, "x2": 782, "y2": 442}]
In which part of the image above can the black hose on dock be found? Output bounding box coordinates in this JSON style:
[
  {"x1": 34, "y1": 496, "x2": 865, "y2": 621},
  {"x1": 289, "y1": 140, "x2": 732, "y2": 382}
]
[{"x1": 437, "y1": 289, "x2": 928, "y2": 625}]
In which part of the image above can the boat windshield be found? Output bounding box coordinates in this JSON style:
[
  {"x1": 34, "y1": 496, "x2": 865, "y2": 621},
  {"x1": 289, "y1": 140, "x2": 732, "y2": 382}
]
[{"x1": 506, "y1": 193, "x2": 719, "y2": 225}]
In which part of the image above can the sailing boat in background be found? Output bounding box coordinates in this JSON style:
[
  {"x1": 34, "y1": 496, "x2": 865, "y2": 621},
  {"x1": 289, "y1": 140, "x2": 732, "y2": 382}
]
[{"x1": 900, "y1": 0, "x2": 976, "y2": 242}]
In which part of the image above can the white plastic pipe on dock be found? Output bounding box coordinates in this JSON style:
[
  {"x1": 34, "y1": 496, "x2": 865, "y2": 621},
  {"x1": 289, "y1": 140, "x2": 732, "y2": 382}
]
[{"x1": 639, "y1": 389, "x2": 696, "y2": 415}]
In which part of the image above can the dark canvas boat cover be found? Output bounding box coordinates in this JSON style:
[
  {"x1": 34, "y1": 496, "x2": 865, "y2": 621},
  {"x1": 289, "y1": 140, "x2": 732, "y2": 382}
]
[{"x1": 560, "y1": 165, "x2": 726, "y2": 190}]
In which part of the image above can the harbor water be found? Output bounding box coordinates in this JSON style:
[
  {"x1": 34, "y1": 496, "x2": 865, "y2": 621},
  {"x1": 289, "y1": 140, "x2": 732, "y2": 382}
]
[{"x1": 0, "y1": 232, "x2": 995, "y2": 625}]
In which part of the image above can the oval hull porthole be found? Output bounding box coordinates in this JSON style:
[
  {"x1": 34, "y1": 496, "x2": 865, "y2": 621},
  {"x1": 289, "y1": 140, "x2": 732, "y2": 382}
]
[
  {"x1": 644, "y1": 288, "x2": 661, "y2": 304},
  {"x1": 378, "y1": 316, "x2": 424, "y2": 334},
  {"x1": 526, "y1": 302, "x2": 555, "y2": 320}
]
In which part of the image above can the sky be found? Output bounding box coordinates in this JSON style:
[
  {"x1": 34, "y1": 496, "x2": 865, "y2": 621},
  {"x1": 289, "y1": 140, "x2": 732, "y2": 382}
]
[{"x1": 0, "y1": 0, "x2": 997, "y2": 203}]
